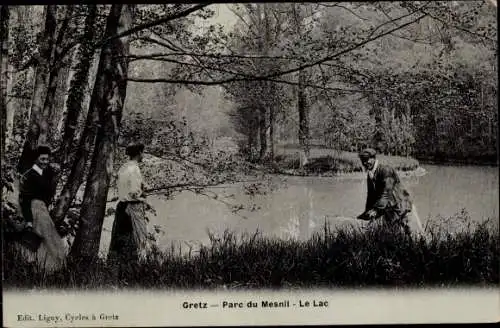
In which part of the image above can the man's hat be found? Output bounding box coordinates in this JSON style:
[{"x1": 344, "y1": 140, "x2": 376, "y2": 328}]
[{"x1": 358, "y1": 148, "x2": 377, "y2": 159}]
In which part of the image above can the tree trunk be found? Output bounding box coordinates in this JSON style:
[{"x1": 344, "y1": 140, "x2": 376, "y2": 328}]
[
  {"x1": 56, "y1": 4, "x2": 97, "y2": 167},
  {"x1": 0, "y1": 5, "x2": 9, "y2": 162},
  {"x1": 247, "y1": 126, "x2": 255, "y2": 160},
  {"x1": 69, "y1": 4, "x2": 134, "y2": 262},
  {"x1": 17, "y1": 5, "x2": 57, "y2": 173},
  {"x1": 258, "y1": 105, "x2": 267, "y2": 162},
  {"x1": 297, "y1": 69, "x2": 310, "y2": 164},
  {"x1": 5, "y1": 62, "x2": 13, "y2": 150},
  {"x1": 38, "y1": 5, "x2": 74, "y2": 147},
  {"x1": 263, "y1": 7, "x2": 274, "y2": 162},
  {"x1": 292, "y1": 4, "x2": 310, "y2": 165},
  {"x1": 268, "y1": 102, "x2": 275, "y2": 160},
  {"x1": 51, "y1": 6, "x2": 100, "y2": 223},
  {"x1": 53, "y1": 61, "x2": 71, "y2": 138},
  {"x1": 266, "y1": 80, "x2": 275, "y2": 161}
]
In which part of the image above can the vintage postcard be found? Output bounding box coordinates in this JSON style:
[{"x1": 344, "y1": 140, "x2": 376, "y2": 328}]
[{"x1": 1, "y1": 2, "x2": 498, "y2": 327}]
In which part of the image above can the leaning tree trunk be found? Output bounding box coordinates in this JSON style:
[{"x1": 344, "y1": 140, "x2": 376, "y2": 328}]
[
  {"x1": 0, "y1": 5, "x2": 9, "y2": 163},
  {"x1": 69, "y1": 4, "x2": 134, "y2": 262},
  {"x1": 51, "y1": 5, "x2": 99, "y2": 223},
  {"x1": 38, "y1": 5, "x2": 74, "y2": 147},
  {"x1": 17, "y1": 5, "x2": 57, "y2": 173},
  {"x1": 56, "y1": 5, "x2": 98, "y2": 167}
]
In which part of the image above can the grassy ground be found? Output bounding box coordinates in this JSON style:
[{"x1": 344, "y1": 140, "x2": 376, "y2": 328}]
[
  {"x1": 3, "y1": 215, "x2": 498, "y2": 290},
  {"x1": 273, "y1": 145, "x2": 420, "y2": 175}
]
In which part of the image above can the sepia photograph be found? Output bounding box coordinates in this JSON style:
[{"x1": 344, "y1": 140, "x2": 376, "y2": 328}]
[{"x1": 1, "y1": 1, "x2": 498, "y2": 326}]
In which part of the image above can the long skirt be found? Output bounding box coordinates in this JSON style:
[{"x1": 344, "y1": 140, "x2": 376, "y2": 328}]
[
  {"x1": 107, "y1": 201, "x2": 149, "y2": 264},
  {"x1": 20, "y1": 200, "x2": 67, "y2": 273}
]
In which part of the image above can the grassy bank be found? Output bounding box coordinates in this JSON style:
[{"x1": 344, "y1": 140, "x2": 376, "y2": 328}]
[
  {"x1": 274, "y1": 146, "x2": 420, "y2": 175},
  {"x1": 3, "y1": 215, "x2": 498, "y2": 290}
]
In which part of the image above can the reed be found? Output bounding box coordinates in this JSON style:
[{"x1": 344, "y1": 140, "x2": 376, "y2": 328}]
[{"x1": 3, "y1": 213, "x2": 498, "y2": 290}]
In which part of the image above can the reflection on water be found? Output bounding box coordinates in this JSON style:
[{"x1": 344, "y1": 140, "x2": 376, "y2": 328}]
[{"x1": 99, "y1": 165, "x2": 499, "y2": 256}]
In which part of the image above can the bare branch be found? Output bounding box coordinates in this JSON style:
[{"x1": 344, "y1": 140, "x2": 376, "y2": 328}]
[
  {"x1": 322, "y1": 62, "x2": 373, "y2": 80},
  {"x1": 421, "y1": 8, "x2": 495, "y2": 43},
  {"x1": 129, "y1": 9, "x2": 427, "y2": 93},
  {"x1": 127, "y1": 75, "x2": 367, "y2": 94},
  {"x1": 148, "y1": 32, "x2": 184, "y2": 51},
  {"x1": 95, "y1": 3, "x2": 212, "y2": 48},
  {"x1": 133, "y1": 36, "x2": 179, "y2": 52},
  {"x1": 125, "y1": 52, "x2": 301, "y2": 61},
  {"x1": 317, "y1": 3, "x2": 369, "y2": 21},
  {"x1": 228, "y1": 4, "x2": 259, "y2": 39},
  {"x1": 372, "y1": 4, "x2": 437, "y2": 44},
  {"x1": 367, "y1": 3, "x2": 430, "y2": 38},
  {"x1": 260, "y1": 13, "x2": 428, "y2": 80}
]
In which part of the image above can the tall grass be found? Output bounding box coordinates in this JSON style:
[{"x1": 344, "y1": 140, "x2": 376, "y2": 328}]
[{"x1": 3, "y1": 214, "x2": 498, "y2": 290}]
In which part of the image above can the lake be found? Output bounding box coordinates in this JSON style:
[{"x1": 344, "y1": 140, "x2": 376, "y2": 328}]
[{"x1": 99, "y1": 164, "x2": 499, "y2": 256}]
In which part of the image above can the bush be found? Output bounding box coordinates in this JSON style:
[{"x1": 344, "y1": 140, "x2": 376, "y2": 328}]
[{"x1": 274, "y1": 147, "x2": 420, "y2": 175}]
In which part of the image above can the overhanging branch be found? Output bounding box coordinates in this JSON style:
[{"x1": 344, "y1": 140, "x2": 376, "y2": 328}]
[
  {"x1": 127, "y1": 76, "x2": 369, "y2": 94},
  {"x1": 95, "y1": 3, "x2": 212, "y2": 48},
  {"x1": 127, "y1": 13, "x2": 427, "y2": 88}
]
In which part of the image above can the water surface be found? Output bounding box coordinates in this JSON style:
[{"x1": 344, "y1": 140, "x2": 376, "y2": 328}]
[{"x1": 99, "y1": 164, "x2": 498, "y2": 256}]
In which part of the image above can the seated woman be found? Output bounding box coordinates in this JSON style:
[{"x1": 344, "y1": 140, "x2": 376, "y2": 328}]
[{"x1": 18, "y1": 145, "x2": 66, "y2": 272}]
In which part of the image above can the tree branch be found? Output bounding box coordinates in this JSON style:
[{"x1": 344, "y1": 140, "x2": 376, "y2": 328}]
[
  {"x1": 135, "y1": 36, "x2": 179, "y2": 52},
  {"x1": 421, "y1": 8, "x2": 495, "y2": 43},
  {"x1": 372, "y1": 4, "x2": 437, "y2": 45},
  {"x1": 228, "y1": 4, "x2": 259, "y2": 39},
  {"x1": 367, "y1": 3, "x2": 430, "y2": 38},
  {"x1": 128, "y1": 13, "x2": 428, "y2": 88},
  {"x1": 127, "y1": 75, "x2": 367, "y2": 94},
  {"x1": 317, "y1": 3, "x2": 370, "y2": 21},
  {"x1": 247, "y1": 13, "x2": 429, "y2": 81},
  {"x1": 95, "y1": 3, "x2": 212, "y2": 48},
  {"x1": 126, "y1": 50, "x2": 302, "y2": 61}
]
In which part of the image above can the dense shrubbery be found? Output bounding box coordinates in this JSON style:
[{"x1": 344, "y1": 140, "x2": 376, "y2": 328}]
[{"x1": 3, "y1": 213, "x2": 498, "y2": 290}]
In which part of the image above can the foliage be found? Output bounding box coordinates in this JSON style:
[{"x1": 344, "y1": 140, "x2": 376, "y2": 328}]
[
  {"x1": 314, "y1": 95, "x2": 375, "y2": 153},
  {"x1": 365, "y1": 52, "x2": 497, "y2": 162},
  {"x1": 274, "y1": 145, "x2": 419, "y2": 175}
]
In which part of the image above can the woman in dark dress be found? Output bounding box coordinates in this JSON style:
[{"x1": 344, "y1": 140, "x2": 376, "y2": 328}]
[{"x1": 18, "y1": 145, "x2": 66, "y2": 272}]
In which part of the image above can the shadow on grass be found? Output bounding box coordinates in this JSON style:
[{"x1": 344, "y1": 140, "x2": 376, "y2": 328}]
[{"x1": 3, "y1": 214, "x2": 498, "y2": 290}]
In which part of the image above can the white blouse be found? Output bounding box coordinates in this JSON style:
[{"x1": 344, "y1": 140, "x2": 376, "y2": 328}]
[{"x1": 117, "y1": 160, "x2": 144, "y2": 202}]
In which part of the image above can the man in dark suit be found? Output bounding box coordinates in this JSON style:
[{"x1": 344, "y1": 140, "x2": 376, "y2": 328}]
[{"x1": 357, "y1": 148, "x2": 412, "y2": 234}]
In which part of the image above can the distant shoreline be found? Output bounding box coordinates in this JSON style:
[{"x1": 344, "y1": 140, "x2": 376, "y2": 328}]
[
  {"x1": 271, "y1": 166, "x2": 427, "y2": 179},
  {"x1": 416, "y1": 159, "x2": 499, "y2": 167}
]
